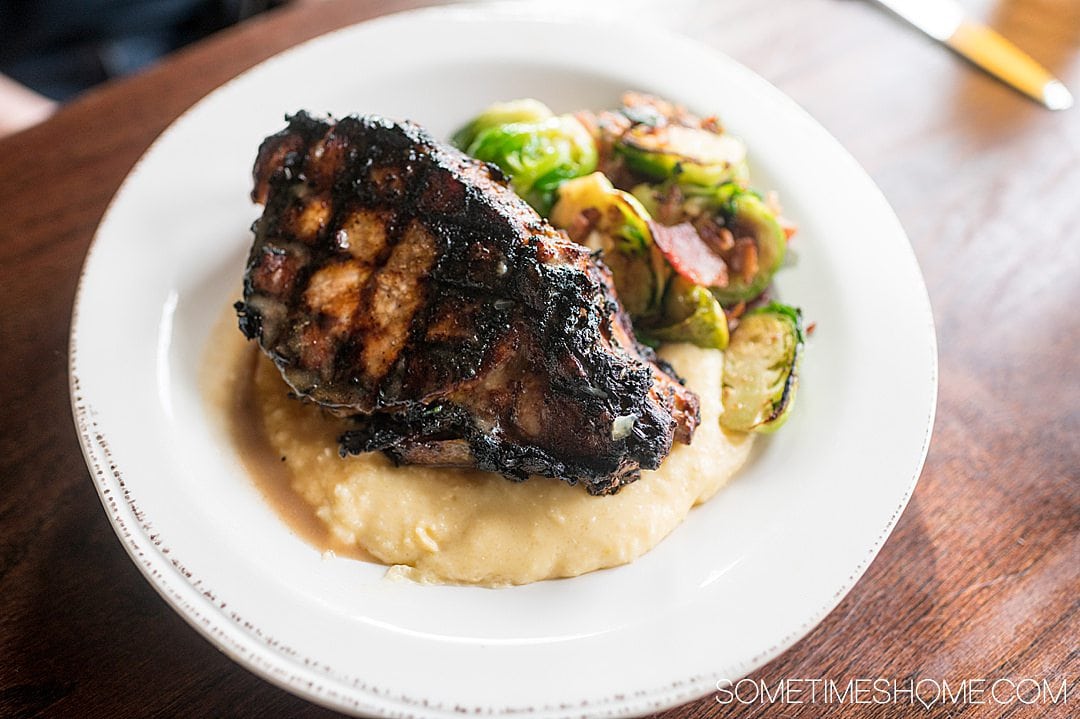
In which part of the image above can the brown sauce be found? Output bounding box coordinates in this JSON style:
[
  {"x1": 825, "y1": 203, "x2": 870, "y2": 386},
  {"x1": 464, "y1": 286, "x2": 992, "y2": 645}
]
[{"x1": 201, "y1": 304, "x2": 374, "y2": 563}]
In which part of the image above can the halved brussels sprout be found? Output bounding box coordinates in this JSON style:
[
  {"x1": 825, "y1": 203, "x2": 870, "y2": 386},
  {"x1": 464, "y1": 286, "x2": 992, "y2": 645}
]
[
  {"x1": 617, "y1": 124, "x2": 748, "y2": 186},
  {"x1": 550, "y1": 173, "x2": 667, "y2": 316},
  {"x1": 451, "y1": 99, "x2": 554, "y2": 153},
  {"x1": 457, "y1": 114, "x2": 598, "y2": 214},
  {"x1": 643, "y1": 276, "x2": 729, "y2": 350},
  {"x1": 720, "y1": 303, "x2": 804, "y2": 433},
  {"x1": 709, "y1": 191, "x2": 787, "y2": 304}
]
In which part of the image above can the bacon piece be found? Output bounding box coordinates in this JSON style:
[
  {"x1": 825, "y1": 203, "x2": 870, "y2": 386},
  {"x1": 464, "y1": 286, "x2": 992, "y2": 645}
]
[{"x1": 648, "y1": 220, "x2": 728, "y2": 287}]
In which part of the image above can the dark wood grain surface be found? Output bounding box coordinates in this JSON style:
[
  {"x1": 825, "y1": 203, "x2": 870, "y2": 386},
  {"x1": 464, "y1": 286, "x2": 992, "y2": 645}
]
[{"x1": 1, "y1": 0, "x2": 1076, "y2": 717}]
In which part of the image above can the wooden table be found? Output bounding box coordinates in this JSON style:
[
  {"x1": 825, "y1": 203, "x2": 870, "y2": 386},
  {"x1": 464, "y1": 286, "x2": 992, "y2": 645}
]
[{"x1": 1, "y1": 0, "x2": 1076, "y2": 716}]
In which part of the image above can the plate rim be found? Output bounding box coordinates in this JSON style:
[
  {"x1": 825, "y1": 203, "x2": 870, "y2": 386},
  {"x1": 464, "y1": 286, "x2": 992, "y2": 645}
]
[{"x1": 69, "y1": 4, "x2": 939, "y2": 717}]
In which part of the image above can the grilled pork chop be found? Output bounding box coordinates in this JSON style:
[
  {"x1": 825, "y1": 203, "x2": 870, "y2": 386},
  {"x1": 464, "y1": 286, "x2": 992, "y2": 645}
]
[{"x1": 237, "y1": 112, "x2": 699, "y2": 494}]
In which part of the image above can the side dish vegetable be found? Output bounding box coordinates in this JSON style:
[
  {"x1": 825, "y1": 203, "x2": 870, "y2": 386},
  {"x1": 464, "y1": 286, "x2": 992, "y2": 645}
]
[
  {"x1": 720, "y1": 303, "x2": 804, "y2": 433},
  {"x1": 452, "y1": 99, "x2": 597, "y2": 214},
  {"x1": 617, "y1": 124, "x2": 748, "y2": 187}
]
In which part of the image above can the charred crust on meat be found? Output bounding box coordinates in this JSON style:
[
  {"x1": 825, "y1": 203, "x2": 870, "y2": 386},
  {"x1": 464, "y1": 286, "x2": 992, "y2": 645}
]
[
  {"x1": 235, "y1": 300, "x2": 261, "y2": 340},
  {"x1": 237, "y1": 113, "x2": 700, "y2": 494}
]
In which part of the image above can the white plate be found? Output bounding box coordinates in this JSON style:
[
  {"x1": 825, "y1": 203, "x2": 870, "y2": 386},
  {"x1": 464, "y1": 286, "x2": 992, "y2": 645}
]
[{"x1": 70, "y1": 5, "x2": 937, "y2": 717}]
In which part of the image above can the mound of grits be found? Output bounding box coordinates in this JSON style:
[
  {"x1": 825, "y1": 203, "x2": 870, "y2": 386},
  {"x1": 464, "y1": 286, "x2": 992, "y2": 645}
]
[{"x1": 253, "y1": 343, "x2": 753, "y2": 586}]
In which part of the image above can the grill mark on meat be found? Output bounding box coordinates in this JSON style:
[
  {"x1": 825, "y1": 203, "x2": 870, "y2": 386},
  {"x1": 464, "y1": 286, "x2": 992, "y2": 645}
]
[
  {"x1": 304, "y1": 259, "x2": 368, "y2": 321},
  {"x1": 336, "y1": 208, "x2": 392, "y2": 261},
  {"x1": 357, "y1": 218, "x2": 438, "y2": 382},
  {"x1": 238, "y1": 112, "x2": 700, "y2": 494}
]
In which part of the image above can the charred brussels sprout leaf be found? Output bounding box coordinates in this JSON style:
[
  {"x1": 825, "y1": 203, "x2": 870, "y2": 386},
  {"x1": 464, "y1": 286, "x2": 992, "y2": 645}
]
[
  {"x1": 451, "y1": 99, "x2": 554, "y2": 152},
  {"x1": 458, "y1": 114, "x2": 598, "y2": 214},
  {"x1": 617, "y1": 124, "x2": 748, "y2": 187},
  {"x1": 550, "y1": 173, "x2": 667, "y2": 316},
  {"x1": 643, "y1": 276, "x2": 729, "y2": 350},
  {"x1": 720, "y1": 303, "x2": 804, "y2": 433}
]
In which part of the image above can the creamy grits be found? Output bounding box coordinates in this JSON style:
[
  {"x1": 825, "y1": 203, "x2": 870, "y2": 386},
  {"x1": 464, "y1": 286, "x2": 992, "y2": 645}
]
[{"x1": 205, "y1": 309, "x2": 753, "y2": 586}]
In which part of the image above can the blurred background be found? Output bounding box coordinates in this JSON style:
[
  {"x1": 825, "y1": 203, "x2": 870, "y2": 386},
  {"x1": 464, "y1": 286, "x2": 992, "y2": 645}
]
[
  {"x1": 3, "y1": 0, "x2": 712, "y2": 137},
  {"x1": 0, "y1": 0, "x2": 1075, "y2": 138},
  {"x1": 0, "y1": 0, "x2": 290, "y2": 136}
]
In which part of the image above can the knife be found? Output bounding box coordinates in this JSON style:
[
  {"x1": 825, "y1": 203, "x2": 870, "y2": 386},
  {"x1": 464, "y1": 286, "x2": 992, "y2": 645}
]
[{"x1": 872, "y1": 0, "x2": 1073, "y2": 110}]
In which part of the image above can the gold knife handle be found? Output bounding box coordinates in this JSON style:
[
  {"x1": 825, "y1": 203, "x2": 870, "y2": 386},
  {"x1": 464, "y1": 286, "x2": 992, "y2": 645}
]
[{"x1": 946, "y1": 20, "x2": 1068, "y2": 108}]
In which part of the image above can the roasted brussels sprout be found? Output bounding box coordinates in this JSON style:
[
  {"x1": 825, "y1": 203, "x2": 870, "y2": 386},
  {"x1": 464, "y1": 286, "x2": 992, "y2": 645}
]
[
  {"x1": 720, "y1": 303, "x2": 804, "y2": 433},
  {"x1": 707, "y1": 189, "x2": 787, "y2": 304},
  {"x1": 617, "y1": 124, "x2": 748, "y2": 186},
  {"x1": 454, "y1": 110, "x2": 598, "y2": 214},
  {"x1": 643, "y1": 276, "x2": 729, "y2": 350},
  {"x1": 450, "y1": 98, "x2": 554, "y2": 151},
  {"x1": 550, "y1": 172, "x2": 667, "y2": 316}
]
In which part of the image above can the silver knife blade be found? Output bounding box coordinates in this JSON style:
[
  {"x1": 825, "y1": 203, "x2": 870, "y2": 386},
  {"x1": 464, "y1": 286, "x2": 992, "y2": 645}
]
[{"x1": 873, "y1": 0, "x2": 964, "y2": 42}]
